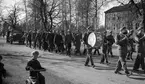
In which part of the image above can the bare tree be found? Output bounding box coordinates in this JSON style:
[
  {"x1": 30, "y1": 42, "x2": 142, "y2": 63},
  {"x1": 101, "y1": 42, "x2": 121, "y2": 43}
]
[{"x1": 6, "y1": 4, "x2": 23, "y2": 32}]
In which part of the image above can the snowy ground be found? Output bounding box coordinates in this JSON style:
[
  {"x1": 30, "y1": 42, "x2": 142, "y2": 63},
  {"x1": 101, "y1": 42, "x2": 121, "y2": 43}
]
[{"x1": 0, "y1": 37, "x2": 145, "y2": 84}]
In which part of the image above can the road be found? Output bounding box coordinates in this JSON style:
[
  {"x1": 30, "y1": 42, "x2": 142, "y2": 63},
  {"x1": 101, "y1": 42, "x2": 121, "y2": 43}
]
[{"x1": 0, "y1": 37, "x2": 145, "y2": 84}]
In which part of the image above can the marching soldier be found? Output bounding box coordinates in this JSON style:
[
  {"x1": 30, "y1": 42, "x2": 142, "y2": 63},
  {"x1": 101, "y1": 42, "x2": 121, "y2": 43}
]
[
  {"x1": 100, "y1": 31, "x2": 109, "y2": 64},
  {"x1": 65, "y1": 30, "x2": 73, "y2": 56},
  {"x1": 60, "y1": 30, "x2": 65, "y2": 53},
  {"x1": 106, "y1": 31, "x2": 115, "y2": 57},
  {"x1": 27, "y1": 31, "x2": 32, "y2": 48},
  {"x1": 54, "y1": 31, "x2": 63, "y2": 53},
  {"x1": 114, "y1": 27, "x2": 130, "y2": 75},
  {"x1": 83, "y1": 29, "x2": 90, "y2": 55},
  {"x1": 133, "y1": 27, "x2": 145, "y2": 73},
  {"x1": 49, "y1": 31, "x2": 55, "y2": 52},
  {"x1": 33, "y1": 32, "x2": 37, "y2": 49},
  {"x1": 42, "y1": 32, "x2": 48, "y2": 51},
  {"x1": 84, "y1": 28, "x2": 95, "y2": 67},
  {"x1": 126, "y1": 30, "x2": 135, "y2": 60},
  {"x1": 74, "y1": 32, "x2": 82, "y2": 55},
  {"x1": 38, "y1": 32, "x2": 42, "y2": 50}
]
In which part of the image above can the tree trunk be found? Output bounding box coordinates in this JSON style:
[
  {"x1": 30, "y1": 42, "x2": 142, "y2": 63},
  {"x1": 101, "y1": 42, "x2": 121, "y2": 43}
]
[
  {"x1": 141, "y1": 0, "x2": 145, "y2": 31},
  {"x1": 69, "y1": 0, "x2": 71, "y2": 30}
]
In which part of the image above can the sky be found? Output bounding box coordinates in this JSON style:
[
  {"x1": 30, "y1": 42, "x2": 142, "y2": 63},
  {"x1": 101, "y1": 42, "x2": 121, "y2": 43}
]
[
  {"x1": 2, "y1": 0, "x2": 24, "y2": 20},
  {"x1": 1, "y1": 0, "x2": 129, "y2": 26}
]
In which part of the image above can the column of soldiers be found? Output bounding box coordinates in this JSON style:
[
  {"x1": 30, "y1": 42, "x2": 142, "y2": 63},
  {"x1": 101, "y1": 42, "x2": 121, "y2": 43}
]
[
  {"x1": 23, "y1": 26, "x2": 145, "y2": 75},
  {"x1": 23, "y1": 30, "x2": 84, "y2": 56}
]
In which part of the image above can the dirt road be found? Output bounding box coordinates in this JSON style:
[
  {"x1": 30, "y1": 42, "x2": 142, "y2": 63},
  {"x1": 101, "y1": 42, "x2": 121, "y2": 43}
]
[{"x1": 0, "y1": 37, "x2": 145, "y2": 84}]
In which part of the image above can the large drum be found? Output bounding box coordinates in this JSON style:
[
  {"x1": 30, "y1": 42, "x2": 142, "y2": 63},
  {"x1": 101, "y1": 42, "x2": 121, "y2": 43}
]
[{"x1": 87, "y1": 32, "x2": 103, "y2": 49}]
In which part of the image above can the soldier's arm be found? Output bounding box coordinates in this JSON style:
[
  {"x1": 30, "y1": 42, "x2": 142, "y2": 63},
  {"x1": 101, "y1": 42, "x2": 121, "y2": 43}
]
[{"x1": 116, "y1": 35, "x2": 127, "y2": 45}]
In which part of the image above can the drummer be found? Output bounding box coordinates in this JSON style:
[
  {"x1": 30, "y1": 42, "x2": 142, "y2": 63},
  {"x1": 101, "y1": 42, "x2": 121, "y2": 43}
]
[{"x1": 84, "y1": 27, "x2": 95, "y2": 67}]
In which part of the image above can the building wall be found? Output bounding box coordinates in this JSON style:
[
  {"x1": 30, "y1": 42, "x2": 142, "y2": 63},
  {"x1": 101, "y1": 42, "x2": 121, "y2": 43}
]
[{"x1": 105, "y1": 10, "x2": 143, "y2": 36}]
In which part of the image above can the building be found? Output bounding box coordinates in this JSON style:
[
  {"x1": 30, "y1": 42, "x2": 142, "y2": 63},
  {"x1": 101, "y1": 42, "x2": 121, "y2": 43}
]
[{"x1": 105, "y1": 3, "x2": 143, "y2": 35}]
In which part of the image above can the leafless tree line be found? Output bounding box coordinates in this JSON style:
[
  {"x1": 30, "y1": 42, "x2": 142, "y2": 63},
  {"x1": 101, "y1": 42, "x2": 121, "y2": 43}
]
[{"x1": 0, "y1": 0, "x2": 145, "y2": 33}]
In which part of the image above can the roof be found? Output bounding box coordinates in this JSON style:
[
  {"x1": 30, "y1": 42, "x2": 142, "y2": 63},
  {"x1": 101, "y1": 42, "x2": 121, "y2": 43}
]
[{"x1": 105, "y1": 2, "x2": 142, "y2": 13}]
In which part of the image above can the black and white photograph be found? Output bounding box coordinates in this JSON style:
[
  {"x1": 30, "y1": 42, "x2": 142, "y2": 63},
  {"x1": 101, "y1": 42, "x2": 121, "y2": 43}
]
[{"x1": 0, "y1": 0, "x2": 145, "y2": 84}]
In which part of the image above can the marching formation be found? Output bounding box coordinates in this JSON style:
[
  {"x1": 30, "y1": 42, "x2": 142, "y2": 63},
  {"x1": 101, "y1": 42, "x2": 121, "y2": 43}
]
[{"x1": 22, "y1": 26, "x2": 145, "y2": 76}]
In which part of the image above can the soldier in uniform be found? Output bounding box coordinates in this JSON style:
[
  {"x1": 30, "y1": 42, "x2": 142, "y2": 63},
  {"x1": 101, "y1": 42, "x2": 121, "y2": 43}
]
[
  {"x1": 60, "y1": 31, "x2": 65, "y2": 53},
  {"x1": 42, "y1": 32, "x2": 48, "y2": 51},
  {"x1": 100, "y1": 31, "x2": 109, "y2": 64},
  {"x1": 114, "y1": 27, "x2": 130, "y2": 75},
  {"x1": 65, "y1": 30, "x2": 73, "y2": 56},
  {"x1": 33, "y1": 32, "x2": 37, "y2": 49},
  {"x1": 37, "y1": 32, "x2": 42, "y2": 50},
  {"x1": 54, "y1": 31, "x2": 63, "y2": 53},
  {"x1": 106, "y1": 31, "x2": 115, "y2": 57},
  {"x1": 49, "y1": 31, "x2": 55, "y2": 52},
  {"x1": 27, "y1": 31, "x2": 32, "y2": 48},
  {"x1": 126, "y1": 30, "x2": 135, "y2": 60},
  {"x1": 84, "y1": 28, "x2": 95, "y2": 67},
  {"x1": 133, "y1": 27, "x2": 145, "y2": 73},
  {"x1": 6, "y1": 30, "x2": 11, "y2": 43},
  {"x1": 74, "y1": 31, "x2": 82, "y2": 55},
  {"x1": 83, "y1": 29, "x2": 90, "y2": 55}
]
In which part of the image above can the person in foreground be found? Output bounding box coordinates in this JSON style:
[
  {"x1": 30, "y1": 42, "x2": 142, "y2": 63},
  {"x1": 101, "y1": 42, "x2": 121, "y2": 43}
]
[
  {"x1": 26, "y1": 51, "x2": 46, "y2": 84},
  {"x1": 0, "y1": 55, "x2": 6, "y2": 84}
]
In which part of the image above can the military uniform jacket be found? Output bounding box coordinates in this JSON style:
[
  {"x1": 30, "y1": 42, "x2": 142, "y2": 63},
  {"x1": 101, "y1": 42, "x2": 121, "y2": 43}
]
[
  {"x1": 136, "y1": 34, "x2": 145, "y2": 54},
  {"x1": 106, "y1": 35, "x2": 115, "y2": 46},
  {"x1": 116, "y1": 34, "x2": 128, "y2": 50}
]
